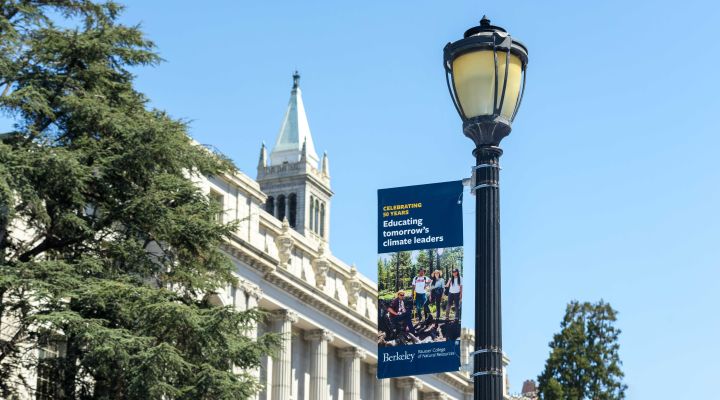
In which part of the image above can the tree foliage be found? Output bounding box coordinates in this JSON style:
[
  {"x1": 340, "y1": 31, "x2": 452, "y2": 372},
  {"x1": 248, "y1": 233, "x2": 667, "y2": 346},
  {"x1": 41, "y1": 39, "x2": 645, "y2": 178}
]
[
  {"x1": 0, "y1": 1, "x2": 278, "y2": 398},
  {"x1": 538, "y1": 300, "x2": 627, "y2": 400}
]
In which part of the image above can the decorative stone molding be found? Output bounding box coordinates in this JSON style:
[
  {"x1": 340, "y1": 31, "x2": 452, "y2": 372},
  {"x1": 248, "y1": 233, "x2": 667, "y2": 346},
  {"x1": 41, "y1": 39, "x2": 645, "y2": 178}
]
[
  {"x1": 269, "y1": 309, "x2": 299, "y2": 324},
  {"x1": 396, "y1": 377, "x2": 423, "y2": 400},
  {"x1": 242, "y1": 282, "x2": 263, "y2": 302},
  {"x1": 425, "y1": 393, "x2": 449, "y2": 400},
  {"x1": 274, "y1": 218, "x2": 294, "y2": 269},
  {"x1": 312, "y1": 241, "x2": 332, "y2": 290},
  {"x1": 338, "y1": 347, "x2": 367, "y2": 360},
  {"x1": 396, "y1": 377, "x2": 423, "y2": 390},
  {"x1": 304, "y1": 329, "x2": 334, "y2": 343},
  {"x1": 344, "y1": 264, "x2": 361, "y2": 308}
]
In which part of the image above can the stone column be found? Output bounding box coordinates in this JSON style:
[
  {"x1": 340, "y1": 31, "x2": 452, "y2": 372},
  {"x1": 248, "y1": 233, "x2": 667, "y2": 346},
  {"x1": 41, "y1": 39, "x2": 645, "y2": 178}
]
[
  {"x1": 368, "y1": 365, "x2": 390, "y2": 400},
  {"x1": 303, "y1": 329, "x2": 334, "y2": 400},
  {"x1": 245, "y1": 284, "x2": 262, "y2": 310},
  {"x1": 396, "y1": 378, "x2": 422, "y2": 400},
  {"x1": 233, "y1": 284, "x2": 248, "y2": 312},
  {"x1": 233, "y1": 284, "x2": 262, "y2": 399},
  {"x1": 339, "y1": 347, "x2": 366, "y2": 400},
  {"x1": 269, "y1": 309, "x2": 298, "y2": 400}
]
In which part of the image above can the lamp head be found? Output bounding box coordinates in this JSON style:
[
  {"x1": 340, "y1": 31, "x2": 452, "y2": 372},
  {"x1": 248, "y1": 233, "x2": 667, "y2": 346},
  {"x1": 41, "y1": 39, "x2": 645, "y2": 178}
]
[{"x1": 444, "y1": 17, "x2": 528, "y2": 147}]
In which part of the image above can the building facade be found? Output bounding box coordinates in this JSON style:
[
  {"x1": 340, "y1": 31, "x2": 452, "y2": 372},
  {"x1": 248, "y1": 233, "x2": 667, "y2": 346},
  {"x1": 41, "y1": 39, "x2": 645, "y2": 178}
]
[
  {"x1": 1, "y1": 73, "x2": 516, "y2": 399},
  {"x1": 197, "y1": 73, "x2": 512, "y2": 400}
]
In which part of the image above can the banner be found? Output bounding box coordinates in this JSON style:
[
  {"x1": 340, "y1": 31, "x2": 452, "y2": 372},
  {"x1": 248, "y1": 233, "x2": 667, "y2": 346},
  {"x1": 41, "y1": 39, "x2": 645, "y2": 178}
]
[{"x1": 376, "y1": 181, "x2": 464, "y2": 379}]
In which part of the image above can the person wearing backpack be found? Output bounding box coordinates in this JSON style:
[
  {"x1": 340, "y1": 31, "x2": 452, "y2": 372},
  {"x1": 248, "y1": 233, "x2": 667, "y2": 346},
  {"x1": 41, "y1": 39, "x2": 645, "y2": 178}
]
[{"x1": 411, "y1": 268, "x2": 431, "y2": 322}]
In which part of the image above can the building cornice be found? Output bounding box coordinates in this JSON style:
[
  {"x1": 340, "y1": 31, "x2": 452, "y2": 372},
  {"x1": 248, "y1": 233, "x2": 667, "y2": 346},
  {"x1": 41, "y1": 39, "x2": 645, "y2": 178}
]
[{"x1": 220, "y1": 235, "x2": 377, "y2": 341}]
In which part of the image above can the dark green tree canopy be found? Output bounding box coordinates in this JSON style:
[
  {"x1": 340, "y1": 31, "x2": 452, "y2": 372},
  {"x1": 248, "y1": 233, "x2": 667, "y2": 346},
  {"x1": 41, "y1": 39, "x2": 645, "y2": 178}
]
[
  {"x1": 538, "y1": 300, "x2": 627, "y2": 400},
  {"x1": 0, "y1": 1, "x2": 278, "y2": 398}
]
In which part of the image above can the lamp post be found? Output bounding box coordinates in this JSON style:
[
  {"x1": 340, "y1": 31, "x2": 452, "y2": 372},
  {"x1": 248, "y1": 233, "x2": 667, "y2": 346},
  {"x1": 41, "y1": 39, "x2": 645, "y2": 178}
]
[{"x1": 443, "y1": 16, "x2": 528, "y2": 400}]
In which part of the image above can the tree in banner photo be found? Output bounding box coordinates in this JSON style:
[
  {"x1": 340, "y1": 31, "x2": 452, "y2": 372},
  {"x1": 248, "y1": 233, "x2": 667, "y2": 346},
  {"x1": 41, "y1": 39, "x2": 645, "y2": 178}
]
[
  {"x1": 376, "y1": 181, "x2": 464, "y2": 379},
  {"x1": 377, "y1": 247, "x2": 464, "y2": 346}
]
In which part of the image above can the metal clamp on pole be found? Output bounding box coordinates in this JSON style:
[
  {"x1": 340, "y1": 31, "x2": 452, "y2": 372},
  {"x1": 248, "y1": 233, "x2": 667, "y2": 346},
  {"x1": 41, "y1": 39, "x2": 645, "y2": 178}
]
[
  {"x1": 472, "y1": 163, "x2": 501, "y2": 171},
  {"x1": 469, "y1": 347, "x2": 503, "y2": 357},
  {"x1": 472, "y1": 183, "x2": 498, "y2": 191},
  {"x1": 470, "y1": 163, "x2": 500, "y2": 194},
  {"x1": 472, "y1": 368, "x2": 504, "y2": 378}
]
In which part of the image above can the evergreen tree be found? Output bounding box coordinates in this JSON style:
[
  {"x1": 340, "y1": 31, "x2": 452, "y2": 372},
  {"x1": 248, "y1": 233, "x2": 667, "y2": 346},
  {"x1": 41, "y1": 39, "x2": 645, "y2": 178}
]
[
  {"x1": 388, "y1": 251, "x2": 411, "y2": 291},
  {"x1": 0, "y1": 1, "x2": 278, "y2": 398},
  {"x1": 377, "y1": 258, "x2": 386, "y2": 291},
  {"x1": 415, "y1": 249, "x2": 429, "y2": 274},
  {"x1": 538, "y1": 301, "x2": 627, "y2": 400}
]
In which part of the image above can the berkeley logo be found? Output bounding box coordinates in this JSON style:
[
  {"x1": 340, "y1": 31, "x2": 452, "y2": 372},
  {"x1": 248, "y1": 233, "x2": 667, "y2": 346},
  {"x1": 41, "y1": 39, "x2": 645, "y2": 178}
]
[{"x1": 382, "y1": 351, "x2": 415, "y2": 363}]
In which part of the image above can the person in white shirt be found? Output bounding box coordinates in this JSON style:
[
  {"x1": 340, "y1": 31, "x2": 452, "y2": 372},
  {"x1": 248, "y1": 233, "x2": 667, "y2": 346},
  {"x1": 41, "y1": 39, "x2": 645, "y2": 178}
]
[
  {"x1": 445, "y1": 268, "x2": 462, "y2": 321},
  {"x1": 411, "y1": 268, "x2": 431, "y2": 321}
]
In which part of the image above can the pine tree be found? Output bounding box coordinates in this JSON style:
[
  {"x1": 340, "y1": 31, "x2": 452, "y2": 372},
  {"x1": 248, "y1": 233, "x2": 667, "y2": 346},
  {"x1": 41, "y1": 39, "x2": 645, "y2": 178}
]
[
  {"x1": 537, "y1": 301, "x2": 627, "y2": 400},
  {"x1": 377, "y1": 258, "x2": 386, "y2": 291},
  {"x1": 388, "y1": 251, "x2": 411, "y2": 291},
  {"x1": 0, "y1": 1, "x2": 278, "y2": 398}
]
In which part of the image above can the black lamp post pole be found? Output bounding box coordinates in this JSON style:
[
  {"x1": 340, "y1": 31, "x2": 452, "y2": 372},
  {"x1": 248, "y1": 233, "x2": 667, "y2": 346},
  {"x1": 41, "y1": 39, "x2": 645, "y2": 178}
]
[
  {"x1": 473, "y1": 145, "x2": 503, "y2": 400},
  {"x1": 443, "y1": 16, "x2": 527, "y2": 400}
]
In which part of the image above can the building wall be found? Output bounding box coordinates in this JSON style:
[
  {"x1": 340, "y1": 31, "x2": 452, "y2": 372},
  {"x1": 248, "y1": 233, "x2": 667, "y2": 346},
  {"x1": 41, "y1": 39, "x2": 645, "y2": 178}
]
[
  {"x1": 2, "y1": 162, "x2": 483, "y2": 399},
  {"x1": 206, "y1": 168, "x2": 474, "y2": 399}
]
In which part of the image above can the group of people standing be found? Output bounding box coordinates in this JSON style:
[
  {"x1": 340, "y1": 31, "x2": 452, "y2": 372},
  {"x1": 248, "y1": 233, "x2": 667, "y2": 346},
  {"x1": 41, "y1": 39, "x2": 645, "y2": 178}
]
[
  {"x1": 411, "y1": 267, "x2": 462, "y2": 322},
  {"x1": 386, "y1": 267, "x2": 462, "y2": 336}
]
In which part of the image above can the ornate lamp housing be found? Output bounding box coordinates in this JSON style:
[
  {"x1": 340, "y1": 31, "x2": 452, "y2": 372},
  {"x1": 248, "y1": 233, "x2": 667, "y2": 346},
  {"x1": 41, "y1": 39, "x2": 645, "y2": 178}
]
[{"x1": 444, "y1": 16, "x2": 528, "y2": 147}]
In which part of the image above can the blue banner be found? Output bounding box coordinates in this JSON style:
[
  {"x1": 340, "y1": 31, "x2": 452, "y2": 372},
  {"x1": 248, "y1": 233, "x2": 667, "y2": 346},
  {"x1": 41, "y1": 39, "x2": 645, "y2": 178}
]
[
  {"x1": 378, "y1": 341, "x2": 461, "y2": 379},
  {"x1": 378, "y1": 181, "x2": 463, "y2": 253},
  {"x1": 377, "y1": 180, "x2": 464, "y2": 379}
]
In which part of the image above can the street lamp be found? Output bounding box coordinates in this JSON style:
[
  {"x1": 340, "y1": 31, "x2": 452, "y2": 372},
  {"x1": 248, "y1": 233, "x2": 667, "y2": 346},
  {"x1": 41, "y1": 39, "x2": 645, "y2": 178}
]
[{"x1": 443, "y1": 16, "x2": 528, "y2": 400}]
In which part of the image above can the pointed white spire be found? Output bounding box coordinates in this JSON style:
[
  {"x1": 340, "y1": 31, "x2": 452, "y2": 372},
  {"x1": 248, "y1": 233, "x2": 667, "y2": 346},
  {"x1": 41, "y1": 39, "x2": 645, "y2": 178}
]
[{"x1": 270, "y1": 71, "x2": 319, "y2": 166}]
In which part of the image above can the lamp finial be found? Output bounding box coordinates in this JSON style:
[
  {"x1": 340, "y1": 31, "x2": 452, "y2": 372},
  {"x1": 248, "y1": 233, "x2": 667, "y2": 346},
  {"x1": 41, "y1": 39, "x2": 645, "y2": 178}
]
[{"x1": 480, "y1": 15, "x2": 491, "y2": 26}]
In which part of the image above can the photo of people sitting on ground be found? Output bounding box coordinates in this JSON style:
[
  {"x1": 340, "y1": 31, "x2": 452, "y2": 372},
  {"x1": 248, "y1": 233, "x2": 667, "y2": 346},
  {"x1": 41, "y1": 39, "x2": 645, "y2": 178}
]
[{"x1": 377, "y1": 247, "x2": 463, "y2": 347}]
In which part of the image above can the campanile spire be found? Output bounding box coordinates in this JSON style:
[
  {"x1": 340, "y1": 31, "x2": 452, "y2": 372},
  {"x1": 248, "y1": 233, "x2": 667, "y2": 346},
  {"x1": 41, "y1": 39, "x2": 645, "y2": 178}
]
[{"x1": 269, "y1": 71, "x2": 319, "y2": 166}]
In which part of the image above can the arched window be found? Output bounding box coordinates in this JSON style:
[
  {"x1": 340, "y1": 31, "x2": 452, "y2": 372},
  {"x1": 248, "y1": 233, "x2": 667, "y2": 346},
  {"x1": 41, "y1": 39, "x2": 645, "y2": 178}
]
[
  {"x1": 320, "y1": 202, "x2": 325, "y2": 237},
  {"x1": 266, "y1": 196, "x2": 275, "y2": 216},
  {"x1": 309, "y1": 196, "x2": 315, "y2": 231},
  {"x1": 277, "y1": 195, "x2": 286, "y2": 222},
  {"x1": 288, "y1": 193, "x2": 297, "y2": 228},
  {"x1": 314, "y1": 198, "x2": 320, "y2": 234},
  {"x1": 204, "y1": 294, "x2": 224, "y2": 307}
]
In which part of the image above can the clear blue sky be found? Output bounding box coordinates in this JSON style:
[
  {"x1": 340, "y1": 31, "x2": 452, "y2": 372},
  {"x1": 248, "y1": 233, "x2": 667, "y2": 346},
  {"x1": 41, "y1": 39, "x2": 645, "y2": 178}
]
[
  {"x1": 118, "y1": 1, "x2": 720, "y2": 398},
  {"x1": 8, "y1": 0, "x2": 720, "y2": 398}
]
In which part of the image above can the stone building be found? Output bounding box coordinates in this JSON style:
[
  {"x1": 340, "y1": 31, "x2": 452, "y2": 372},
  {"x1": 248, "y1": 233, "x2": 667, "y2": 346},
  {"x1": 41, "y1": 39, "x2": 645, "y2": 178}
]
[
  {"x1": 2, "y1": 73, "x2": 516, "y2": 399},
  {"x1": 196, "y1": 72, "x2": 512, "y2": 400},
  {"x1": 508, "y1": 380, "x2": 538, "y2": 400}
]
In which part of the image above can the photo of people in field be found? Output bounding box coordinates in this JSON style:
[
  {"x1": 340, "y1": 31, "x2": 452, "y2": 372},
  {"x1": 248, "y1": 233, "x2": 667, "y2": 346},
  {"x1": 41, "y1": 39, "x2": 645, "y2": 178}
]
[{"x1": 377, "y1": 247, "x2": 463, "y2": 347}]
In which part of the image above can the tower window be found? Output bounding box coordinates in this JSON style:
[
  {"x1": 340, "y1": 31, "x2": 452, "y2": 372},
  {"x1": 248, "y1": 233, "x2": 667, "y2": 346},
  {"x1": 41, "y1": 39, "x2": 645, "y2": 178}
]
[
  {"x1": 320, "y1": 202, "x2": 325, "y2": 238},
  {"x1": 309, "y1": 196, "x2": 315, "y2": 231},
  {"x1": 277, "y1": 195, "x2": 286, "y2": 222},
  {"x1": 314, "y1": 198, "x2": 320, "y2": 235},
  {"x1": 288, "y1": 193, "x2": 297, "y2": 228},
  {"x1": 266, "y1": 196, "x2": 275, "y2": 216}
]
